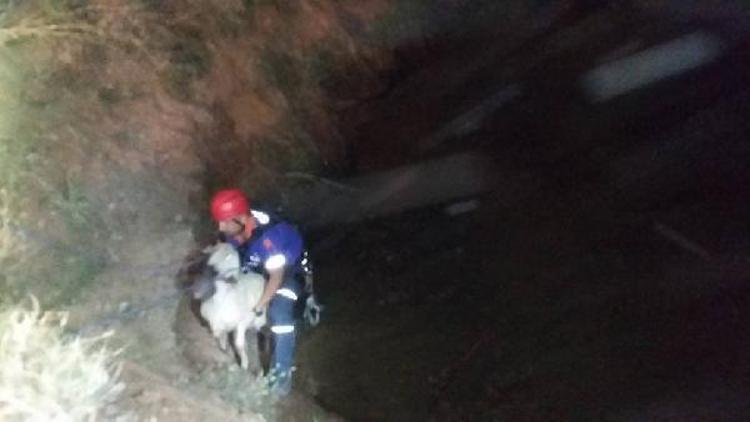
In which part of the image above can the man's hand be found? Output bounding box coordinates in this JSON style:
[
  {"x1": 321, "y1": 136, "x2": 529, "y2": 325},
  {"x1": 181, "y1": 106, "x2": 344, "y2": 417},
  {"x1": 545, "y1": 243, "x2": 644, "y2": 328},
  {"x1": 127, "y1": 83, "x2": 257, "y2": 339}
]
[{"x1": 252, "y1": 306, "x2": 264, "y2": 317}]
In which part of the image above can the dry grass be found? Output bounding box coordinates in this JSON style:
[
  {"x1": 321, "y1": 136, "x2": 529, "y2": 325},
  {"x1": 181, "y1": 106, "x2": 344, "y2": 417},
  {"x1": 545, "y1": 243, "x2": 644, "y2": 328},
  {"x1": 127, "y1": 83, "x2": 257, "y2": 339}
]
[
  {"x1": 0, "y1": 296, "x2": 129, "y2": 421},
  {"x1": 193, "y1": 366, "x2": 276, "y2": 416}
]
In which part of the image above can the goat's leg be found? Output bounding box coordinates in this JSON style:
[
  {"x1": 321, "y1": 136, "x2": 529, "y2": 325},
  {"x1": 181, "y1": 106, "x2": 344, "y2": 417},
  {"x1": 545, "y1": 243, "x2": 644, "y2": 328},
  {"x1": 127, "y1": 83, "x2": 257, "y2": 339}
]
[
  {"x1": 235, "y1": 324, "x2": 249, "y2": 370},
  {"x1": 215, "y1": 330, "x2": 229, "y2": 353}
]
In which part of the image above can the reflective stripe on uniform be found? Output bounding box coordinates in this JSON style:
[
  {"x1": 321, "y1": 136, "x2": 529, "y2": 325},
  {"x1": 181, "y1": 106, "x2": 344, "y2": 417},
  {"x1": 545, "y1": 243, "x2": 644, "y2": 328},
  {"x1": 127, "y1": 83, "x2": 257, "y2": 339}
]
[
  {"x1": 271, "y1": 325, "x2": 295, "y2": 334},
  {"x1": 251, "y1": 210, "x2": 271, "y2": 225},
  {"x1": 275, "y1": 288, "x2": 298, "y2": 301},
  {"x1": 265, "y1": 254, "x2": 287, "y2": 270}
]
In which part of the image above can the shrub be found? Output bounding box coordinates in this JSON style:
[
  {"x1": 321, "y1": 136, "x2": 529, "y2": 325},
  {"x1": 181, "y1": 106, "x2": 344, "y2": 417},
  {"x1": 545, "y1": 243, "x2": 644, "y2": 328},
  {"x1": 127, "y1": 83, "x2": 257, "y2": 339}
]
[{"x1": 0, "y1": 296, "x2": 127, "y2": 421}]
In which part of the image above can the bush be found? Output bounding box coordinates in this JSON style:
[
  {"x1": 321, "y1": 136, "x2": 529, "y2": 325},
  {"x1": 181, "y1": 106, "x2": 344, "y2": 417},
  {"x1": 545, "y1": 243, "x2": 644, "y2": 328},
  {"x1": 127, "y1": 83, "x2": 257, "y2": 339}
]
[
  {"x1": 192, "y1": 365, "x2": 274, "y2": 416},
  {"x1": 0, "y1": 296, "x2": 127, "y2": 421}
]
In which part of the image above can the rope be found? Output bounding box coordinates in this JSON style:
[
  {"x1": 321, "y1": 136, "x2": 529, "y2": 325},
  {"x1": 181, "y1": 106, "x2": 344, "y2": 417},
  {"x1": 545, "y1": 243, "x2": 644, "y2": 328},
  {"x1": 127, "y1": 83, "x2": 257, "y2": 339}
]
[
  {"x1": 73, "y1": 286, "x2": 190, "y2": 337},
  {"x1": 303, "y1": 295, "x2": 323, "y2": 327}
]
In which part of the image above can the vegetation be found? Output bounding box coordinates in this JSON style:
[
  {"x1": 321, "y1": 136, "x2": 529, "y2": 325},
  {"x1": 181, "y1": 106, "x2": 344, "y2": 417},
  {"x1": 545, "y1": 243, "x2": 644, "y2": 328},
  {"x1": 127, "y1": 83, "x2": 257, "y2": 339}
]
[
  {"x1": 0, "y1": 48, "x2": 107, "y2": 307},
  {"x1": 192, "y1": 366, "x2": 274, "y2": 417},
  {"x1": 0, "y1": 296, "x2": 128, "y2": 421}
]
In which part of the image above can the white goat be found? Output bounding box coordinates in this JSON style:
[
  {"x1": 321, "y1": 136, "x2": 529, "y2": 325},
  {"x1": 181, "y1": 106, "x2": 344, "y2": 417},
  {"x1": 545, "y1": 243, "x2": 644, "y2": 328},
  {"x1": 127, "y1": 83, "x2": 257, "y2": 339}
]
[{"x1": 195, "y1": 242, "x2": 266, "y2": 371}]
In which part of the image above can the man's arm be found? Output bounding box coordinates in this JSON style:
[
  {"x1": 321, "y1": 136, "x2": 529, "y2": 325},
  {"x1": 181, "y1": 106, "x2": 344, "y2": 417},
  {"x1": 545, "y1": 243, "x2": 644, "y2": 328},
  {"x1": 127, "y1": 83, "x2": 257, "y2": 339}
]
[{"x1": 254, "y1": 267, "x2": 284, "y2": 311}]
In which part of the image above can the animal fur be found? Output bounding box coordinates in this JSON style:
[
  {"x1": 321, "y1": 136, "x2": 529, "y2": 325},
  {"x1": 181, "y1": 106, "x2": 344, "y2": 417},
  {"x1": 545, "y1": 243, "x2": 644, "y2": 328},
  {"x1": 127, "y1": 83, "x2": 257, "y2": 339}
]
[{"x1": 195, "y1": 242, "x2": 266, "y2": 371}]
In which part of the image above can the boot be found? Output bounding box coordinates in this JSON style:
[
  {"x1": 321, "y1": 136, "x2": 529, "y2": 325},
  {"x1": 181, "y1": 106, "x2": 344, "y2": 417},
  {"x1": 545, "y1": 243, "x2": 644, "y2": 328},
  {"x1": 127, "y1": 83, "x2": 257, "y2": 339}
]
[{"x1": 268, "y1": 365, "x2": 294, "y2": 397}]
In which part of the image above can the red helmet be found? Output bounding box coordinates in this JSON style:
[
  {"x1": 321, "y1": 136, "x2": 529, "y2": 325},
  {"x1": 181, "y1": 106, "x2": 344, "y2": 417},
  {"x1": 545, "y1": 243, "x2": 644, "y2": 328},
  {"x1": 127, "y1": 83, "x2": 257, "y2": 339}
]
[{"x1": 210, "y1": 189, "x2": 249, "y2": 221}]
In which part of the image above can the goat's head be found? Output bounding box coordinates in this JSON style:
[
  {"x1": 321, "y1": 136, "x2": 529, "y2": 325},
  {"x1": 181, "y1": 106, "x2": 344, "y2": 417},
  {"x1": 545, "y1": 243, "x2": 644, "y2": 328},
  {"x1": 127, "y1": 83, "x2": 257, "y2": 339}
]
[
  {"x1": 205, "y1": 242, "x2": 241, "y2": 276},
  {"x1": 190, "y1": 265, "x2": 218, "y2": 301},
  {"x1": 188, "y1": 242, "x2": 241, "y2": 301}
]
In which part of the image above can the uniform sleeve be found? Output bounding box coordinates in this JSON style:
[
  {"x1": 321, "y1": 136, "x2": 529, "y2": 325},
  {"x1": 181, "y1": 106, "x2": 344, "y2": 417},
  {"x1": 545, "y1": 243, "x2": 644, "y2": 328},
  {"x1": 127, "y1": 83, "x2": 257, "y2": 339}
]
[{"x1": 261, "y1": 224, "x2": 302, "y2": 271}]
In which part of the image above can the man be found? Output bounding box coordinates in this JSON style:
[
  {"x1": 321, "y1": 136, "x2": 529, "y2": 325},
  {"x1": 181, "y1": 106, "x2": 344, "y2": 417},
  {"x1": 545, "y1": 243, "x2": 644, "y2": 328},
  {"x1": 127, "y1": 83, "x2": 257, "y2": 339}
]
[{"x1": 210, "y1": 188, "x2": 305, "y2": 396}]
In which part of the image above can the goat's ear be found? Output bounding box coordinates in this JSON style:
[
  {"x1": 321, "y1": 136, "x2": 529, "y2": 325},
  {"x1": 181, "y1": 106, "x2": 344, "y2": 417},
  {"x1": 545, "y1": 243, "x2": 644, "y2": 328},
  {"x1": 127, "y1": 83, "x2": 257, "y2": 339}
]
[{"x1": 202, "y1": 242, "x2": 218, "y2": 255}]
